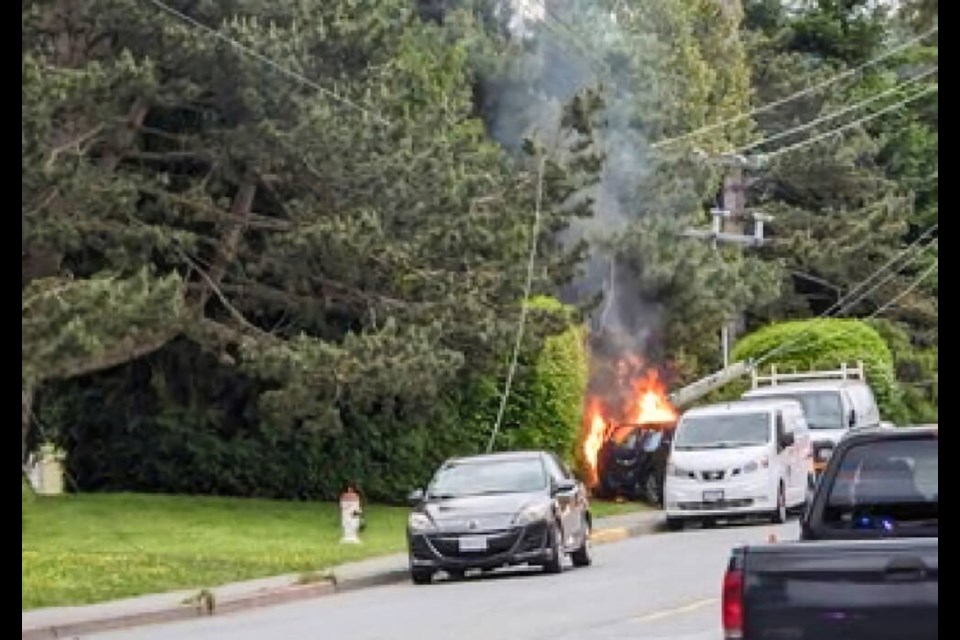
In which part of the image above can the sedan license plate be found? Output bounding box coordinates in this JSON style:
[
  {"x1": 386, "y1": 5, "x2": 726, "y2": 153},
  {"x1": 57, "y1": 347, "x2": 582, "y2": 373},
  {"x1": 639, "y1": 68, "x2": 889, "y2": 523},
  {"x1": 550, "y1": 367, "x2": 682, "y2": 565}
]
[
  {"x1": 458, "y1": 535, "x2": 488, "y2": 552},
  {"x1": 702, "y1": 489, "x2": 724, "y2": 503}
]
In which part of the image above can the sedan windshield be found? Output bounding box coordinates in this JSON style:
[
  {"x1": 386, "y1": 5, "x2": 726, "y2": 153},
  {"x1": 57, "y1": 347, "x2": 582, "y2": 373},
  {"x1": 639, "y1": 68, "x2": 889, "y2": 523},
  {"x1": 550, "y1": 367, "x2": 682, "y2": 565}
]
[
  {"x1": 428, "y1": 459, "x2": 547, "y2": 497},
  {"x1": 674, "y1": 413, "x2": 770, "y2": 450}
]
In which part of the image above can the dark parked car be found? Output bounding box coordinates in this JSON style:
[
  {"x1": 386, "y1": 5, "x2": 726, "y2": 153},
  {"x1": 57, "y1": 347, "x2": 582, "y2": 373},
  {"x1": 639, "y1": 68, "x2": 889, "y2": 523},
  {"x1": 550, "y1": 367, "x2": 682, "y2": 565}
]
[
  {"x1": 596, "y1": 421, "x2": 673, "y2": 505},
  {"x1": 406, "y1": 450, "x2": 592, "y2": 585}
]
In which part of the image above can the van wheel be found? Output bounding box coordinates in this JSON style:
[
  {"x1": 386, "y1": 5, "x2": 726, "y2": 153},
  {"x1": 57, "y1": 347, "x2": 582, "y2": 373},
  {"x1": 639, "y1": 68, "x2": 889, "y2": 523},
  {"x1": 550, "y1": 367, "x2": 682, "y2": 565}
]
[{"x1": 771, "y1": 483, "x2": 787, "y2": 524}]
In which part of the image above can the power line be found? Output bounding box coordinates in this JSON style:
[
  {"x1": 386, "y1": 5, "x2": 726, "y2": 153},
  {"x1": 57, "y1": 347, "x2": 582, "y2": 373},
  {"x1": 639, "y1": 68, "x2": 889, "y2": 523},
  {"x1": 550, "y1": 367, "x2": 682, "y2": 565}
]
[
  {"x1": 836, "y1": 239, "x2": 937, "y2": 317},
  {"x1": 652, "y1": 25, "x2": 938, "y2": 149},
  {"x1": 486, "y1": 155, "x2": 547, "y2": 453},
  {"x1": 754, "y1": 222, "x2": 938, "y2": 366},
  {"x1": 869, "y1": 261, "x2": 937, "y2": 318},
  {"x1": 739, "y1": 66, "x2": 937, "y2": 154},
  {"x1": 760, "y1": 84, "x2": 937, "y2": 160},
  {"x1": 142, "y1": 0, "x2": 391, "y2": 126},
  {"x1": 756, "y1": 257, "x2": 937, "y2": 370},
  {"x1": 819, "y1": 223, "x2": 938, "y2": 319}
]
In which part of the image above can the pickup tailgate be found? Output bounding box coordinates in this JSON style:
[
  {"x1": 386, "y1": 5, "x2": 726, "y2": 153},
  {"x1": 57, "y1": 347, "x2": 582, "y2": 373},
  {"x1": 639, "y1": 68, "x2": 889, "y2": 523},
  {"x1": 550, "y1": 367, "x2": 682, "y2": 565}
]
[{"x1": 742, "y1": 538, "x2": 938, "y2": 639}]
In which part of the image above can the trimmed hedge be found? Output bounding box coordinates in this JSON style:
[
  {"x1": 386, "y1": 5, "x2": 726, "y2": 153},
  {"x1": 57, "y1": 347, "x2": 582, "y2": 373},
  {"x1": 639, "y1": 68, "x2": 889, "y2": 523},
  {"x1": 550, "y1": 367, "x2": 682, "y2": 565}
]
[
  {"x1": 732, "y1": 318, "x2": 903, "y2": 419},
  {"x1": 44, "y1": 298, "x2": 589, "y2": 504},
  {"x1": 462, "y1": 296, "x2": 589, "y2": 464}
]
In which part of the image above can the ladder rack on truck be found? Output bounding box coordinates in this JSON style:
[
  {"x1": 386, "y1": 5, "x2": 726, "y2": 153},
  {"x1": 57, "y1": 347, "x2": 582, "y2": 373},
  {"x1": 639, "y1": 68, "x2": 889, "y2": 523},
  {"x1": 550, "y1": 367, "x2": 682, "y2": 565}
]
[{"x1": 750, "y1": 361, "x2": 865, "y2": 389}]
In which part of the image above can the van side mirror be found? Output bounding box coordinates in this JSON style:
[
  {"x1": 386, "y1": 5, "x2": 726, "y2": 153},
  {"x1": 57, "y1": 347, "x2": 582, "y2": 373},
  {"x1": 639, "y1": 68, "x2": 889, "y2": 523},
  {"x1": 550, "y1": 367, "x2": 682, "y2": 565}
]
[
  {"x1": 407, "y1": 488, "x2": 425, "y2": 505},
  {"x1": 848, "y1": 409, "x2": 857, "y2": 428},
  {"x1": 779, "y1": 431, "x2": 795, "y2": 449}
]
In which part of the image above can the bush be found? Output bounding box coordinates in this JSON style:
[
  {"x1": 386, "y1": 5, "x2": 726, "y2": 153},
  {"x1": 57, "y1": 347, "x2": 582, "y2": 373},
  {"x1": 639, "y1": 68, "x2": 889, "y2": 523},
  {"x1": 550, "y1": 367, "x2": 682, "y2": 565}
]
[
  {"x1": 868, "y1": 320, "x2": 938, "y2": 424},
  {"x1": 460, "y1": 297, "x2": 588, "y2": 463},
  {"x1": 43, "y1": 297, "x2": 589, "y2": 504},
  {"x1": 731, "y1": 318, "x2": 903, "y2": 418}
]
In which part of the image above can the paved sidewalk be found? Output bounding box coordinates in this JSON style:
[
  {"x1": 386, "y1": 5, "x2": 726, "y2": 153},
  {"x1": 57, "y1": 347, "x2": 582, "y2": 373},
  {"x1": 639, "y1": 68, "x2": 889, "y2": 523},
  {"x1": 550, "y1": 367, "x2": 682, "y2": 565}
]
[{"x1": 22, "y1": 510, "x2": 664, "y2": 639}]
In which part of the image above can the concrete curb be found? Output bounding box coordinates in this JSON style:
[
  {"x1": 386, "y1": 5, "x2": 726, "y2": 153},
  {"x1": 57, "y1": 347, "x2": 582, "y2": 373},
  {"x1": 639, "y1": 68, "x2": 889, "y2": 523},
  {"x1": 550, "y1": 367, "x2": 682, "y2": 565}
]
[
  {"x1": 331, "y1": 569, "x2": 411, "y2": 594},
  {"x1": 22, "y1": 511, "x2": 664, "y2": 639},
  {"x1": 22, "y1": 582, "x2": 338, "y2": 640},
  {"x1": 590, "y1": 515, "x2": 665, "y2": 544}
]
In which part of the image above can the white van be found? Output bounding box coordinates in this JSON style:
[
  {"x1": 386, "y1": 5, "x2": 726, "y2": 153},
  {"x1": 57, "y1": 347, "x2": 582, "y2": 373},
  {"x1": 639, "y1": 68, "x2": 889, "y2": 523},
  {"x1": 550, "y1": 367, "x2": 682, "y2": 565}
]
[
  {"x1": 741, "y1": 364, "x2": 881, "y2": 476},
  {"x1": 663, "y1": 399, "x2": 812, "y2": 531}
]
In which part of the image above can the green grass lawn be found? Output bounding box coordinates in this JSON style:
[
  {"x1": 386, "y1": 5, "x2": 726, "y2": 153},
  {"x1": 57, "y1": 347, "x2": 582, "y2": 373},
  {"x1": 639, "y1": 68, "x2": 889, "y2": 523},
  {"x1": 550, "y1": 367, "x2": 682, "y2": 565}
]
[
  {"x1": 22, "y1": 492, "x2": 650, "y2": 610},
  {"x1": 589, "y1": 498, "x2": 652, "y2": 519}
]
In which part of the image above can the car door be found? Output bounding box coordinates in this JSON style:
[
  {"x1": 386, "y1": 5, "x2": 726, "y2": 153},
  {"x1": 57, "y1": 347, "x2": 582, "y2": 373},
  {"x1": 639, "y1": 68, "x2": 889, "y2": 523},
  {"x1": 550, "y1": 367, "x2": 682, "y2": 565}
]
[
  {"x1": 544, "y1": 453, "x2": 585, "y2": 548},
  {"x1": 789, "y1": 408, "x2": 813, "y2": 504}
]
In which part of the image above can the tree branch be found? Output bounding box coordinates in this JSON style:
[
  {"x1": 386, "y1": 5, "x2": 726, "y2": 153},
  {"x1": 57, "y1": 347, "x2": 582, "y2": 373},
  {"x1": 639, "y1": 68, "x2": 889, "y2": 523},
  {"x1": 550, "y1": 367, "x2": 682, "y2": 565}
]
[
  {"x1": 174, "y1": 248, "x2": 266, "y2": 336},
  {"x1": 137, "y1": 184, "x2": 292, "y2": 231},
  {"x1": 100, "y1": 97, "x2": 150, "y2": 171},
  {"x1": 195, "y1": 176, "x2": 258, "y2": 309},
  {"x1": 45, "y1": 326, "x2": 182, "y2": 381},
  {"x1": 44, "y1": 123, "x2": 105, "y2": 170}
]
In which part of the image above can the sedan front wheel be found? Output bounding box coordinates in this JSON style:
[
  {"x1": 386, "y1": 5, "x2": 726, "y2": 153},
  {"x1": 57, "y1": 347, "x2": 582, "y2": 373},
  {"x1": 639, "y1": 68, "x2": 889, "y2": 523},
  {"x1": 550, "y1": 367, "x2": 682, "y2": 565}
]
[
  {"x1": 570, "y1": 517, "x2": 592, "y2": 568},
  {"x1": 542, "y1": 523, "x2": 564, "y2": 574}
]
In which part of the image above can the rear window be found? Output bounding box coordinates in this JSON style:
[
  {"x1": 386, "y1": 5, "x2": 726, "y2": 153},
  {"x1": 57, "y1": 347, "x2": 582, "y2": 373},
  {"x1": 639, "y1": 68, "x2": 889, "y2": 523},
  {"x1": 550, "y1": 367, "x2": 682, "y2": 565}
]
[
  {"x1": 748, "y1": 391, "x2": 844, "y2": 430},
  {"x1": 823, "y1": 437, "x2": 938, "y2": 534}
]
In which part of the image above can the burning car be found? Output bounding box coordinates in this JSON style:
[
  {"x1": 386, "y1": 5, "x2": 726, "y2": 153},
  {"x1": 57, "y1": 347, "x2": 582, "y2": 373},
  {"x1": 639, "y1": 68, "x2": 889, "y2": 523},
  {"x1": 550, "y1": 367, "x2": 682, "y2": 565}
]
[
  {"x1": 580, "y1": 366, "x2": 678, "y2": 504},
  {"x1": 595, "y1": 420, "x2": 675, "y2": 505}
]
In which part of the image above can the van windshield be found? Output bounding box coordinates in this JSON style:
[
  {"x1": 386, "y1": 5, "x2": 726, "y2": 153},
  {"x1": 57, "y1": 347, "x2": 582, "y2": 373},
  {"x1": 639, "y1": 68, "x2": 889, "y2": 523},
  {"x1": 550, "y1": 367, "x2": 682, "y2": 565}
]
[
  {"x1": 674, "y1": 413, "x2": 770, "y2": 450},
  {"x1": 756, "y1": 391, "x2": 843, "y2": 430}
]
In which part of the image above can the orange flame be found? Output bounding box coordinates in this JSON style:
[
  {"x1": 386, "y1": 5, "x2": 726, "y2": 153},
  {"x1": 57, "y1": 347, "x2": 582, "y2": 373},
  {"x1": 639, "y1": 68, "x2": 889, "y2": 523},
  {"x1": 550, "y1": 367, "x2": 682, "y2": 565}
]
[
  {"x1": 582, "y1": 399, "x2": 608, "y2": 488},
  {"x1": 580, "y1": 365, "x2": 677, "y2": 489},
  {"x1": 630, "y1": 370, "x2": 678, "y2": 425}
]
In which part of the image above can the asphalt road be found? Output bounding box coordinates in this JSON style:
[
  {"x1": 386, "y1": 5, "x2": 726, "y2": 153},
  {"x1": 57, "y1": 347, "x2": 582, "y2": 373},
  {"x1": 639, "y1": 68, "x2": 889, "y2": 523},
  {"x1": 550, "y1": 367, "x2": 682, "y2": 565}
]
[{"x1": 87, "y1": 520, "x2": 799, "y2": 640}]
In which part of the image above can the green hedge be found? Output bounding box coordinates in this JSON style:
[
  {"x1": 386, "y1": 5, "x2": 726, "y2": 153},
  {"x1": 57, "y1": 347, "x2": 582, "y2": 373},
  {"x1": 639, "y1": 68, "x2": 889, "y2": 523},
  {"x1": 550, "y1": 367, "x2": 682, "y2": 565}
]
[
  {"x1": 42, "y1": 298, "x2": 589, "y2": 503},
  {"x1": 868, "y1": 320, "x2": 938, "y2": 424},
  {"x1": 461, "y1": 296, "x2": 588, "y2": 464},
  {"x1": 732, "y1": 318, "x2": 903, "y2": 418}
]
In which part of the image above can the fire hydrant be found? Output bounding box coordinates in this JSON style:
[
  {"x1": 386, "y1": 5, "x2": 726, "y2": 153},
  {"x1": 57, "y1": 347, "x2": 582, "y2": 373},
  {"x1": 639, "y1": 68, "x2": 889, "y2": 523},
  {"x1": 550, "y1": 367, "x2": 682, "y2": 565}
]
[{"x1": 339, "y1": 486, "x2": 362, "y2": 544}]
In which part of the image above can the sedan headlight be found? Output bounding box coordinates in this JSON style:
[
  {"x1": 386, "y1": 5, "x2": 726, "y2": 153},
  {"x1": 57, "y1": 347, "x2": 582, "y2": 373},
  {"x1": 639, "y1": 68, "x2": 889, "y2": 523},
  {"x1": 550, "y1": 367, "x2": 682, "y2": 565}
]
[
  {"x1": 514, "y1": 502, "x2": 550, "y2": 526},
  {"x1": 408, "y1": 512, "x2": 436, "y2": 533},
  {"x1": 742, "y1": 457, "x2": 770, "y2": 473}
]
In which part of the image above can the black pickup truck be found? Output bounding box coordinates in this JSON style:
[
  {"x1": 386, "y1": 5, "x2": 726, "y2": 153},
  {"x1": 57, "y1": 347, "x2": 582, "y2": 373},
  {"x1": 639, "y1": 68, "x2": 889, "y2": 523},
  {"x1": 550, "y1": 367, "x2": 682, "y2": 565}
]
[{"x1": 722, "y1": 426, "x2": 938, "y2": 640}]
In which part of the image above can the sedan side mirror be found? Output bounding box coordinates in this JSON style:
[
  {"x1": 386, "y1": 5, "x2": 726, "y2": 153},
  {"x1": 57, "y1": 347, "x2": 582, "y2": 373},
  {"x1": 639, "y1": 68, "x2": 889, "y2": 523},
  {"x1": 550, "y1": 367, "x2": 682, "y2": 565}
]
[
  {"x1": 552, "y1": 478, "x2": 577, "y2": 496},
  {"x1": 407, "y1": 488, "x2": 425, "y2": 505}
]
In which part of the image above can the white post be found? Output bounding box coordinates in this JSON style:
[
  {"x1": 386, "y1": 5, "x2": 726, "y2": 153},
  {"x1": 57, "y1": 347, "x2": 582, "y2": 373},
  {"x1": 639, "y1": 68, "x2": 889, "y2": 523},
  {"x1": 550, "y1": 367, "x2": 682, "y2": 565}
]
[
  {"x1": 340, "y1": 488, "x2": 362, "y2": 544},
  {"x1": 36, "y1": 443, "x2": 65, "y2": 496},
  {"x1": 721, "y1": 324, "x2": 730, "y2": 368}
]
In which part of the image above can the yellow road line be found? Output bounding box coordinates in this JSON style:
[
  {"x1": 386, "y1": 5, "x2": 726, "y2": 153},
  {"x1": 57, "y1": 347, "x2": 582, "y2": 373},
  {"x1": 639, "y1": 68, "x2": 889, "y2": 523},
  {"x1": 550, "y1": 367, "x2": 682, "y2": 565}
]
[{"x1": 631, "y1": 597, "x2": 718, "y2": 623}]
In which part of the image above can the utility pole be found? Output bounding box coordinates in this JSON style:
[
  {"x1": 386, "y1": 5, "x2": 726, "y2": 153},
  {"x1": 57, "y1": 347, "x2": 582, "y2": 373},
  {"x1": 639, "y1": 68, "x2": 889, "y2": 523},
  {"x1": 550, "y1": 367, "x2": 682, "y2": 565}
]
[{"x1": 683, "y1": 153, "x2": 769, "y2": 367}]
